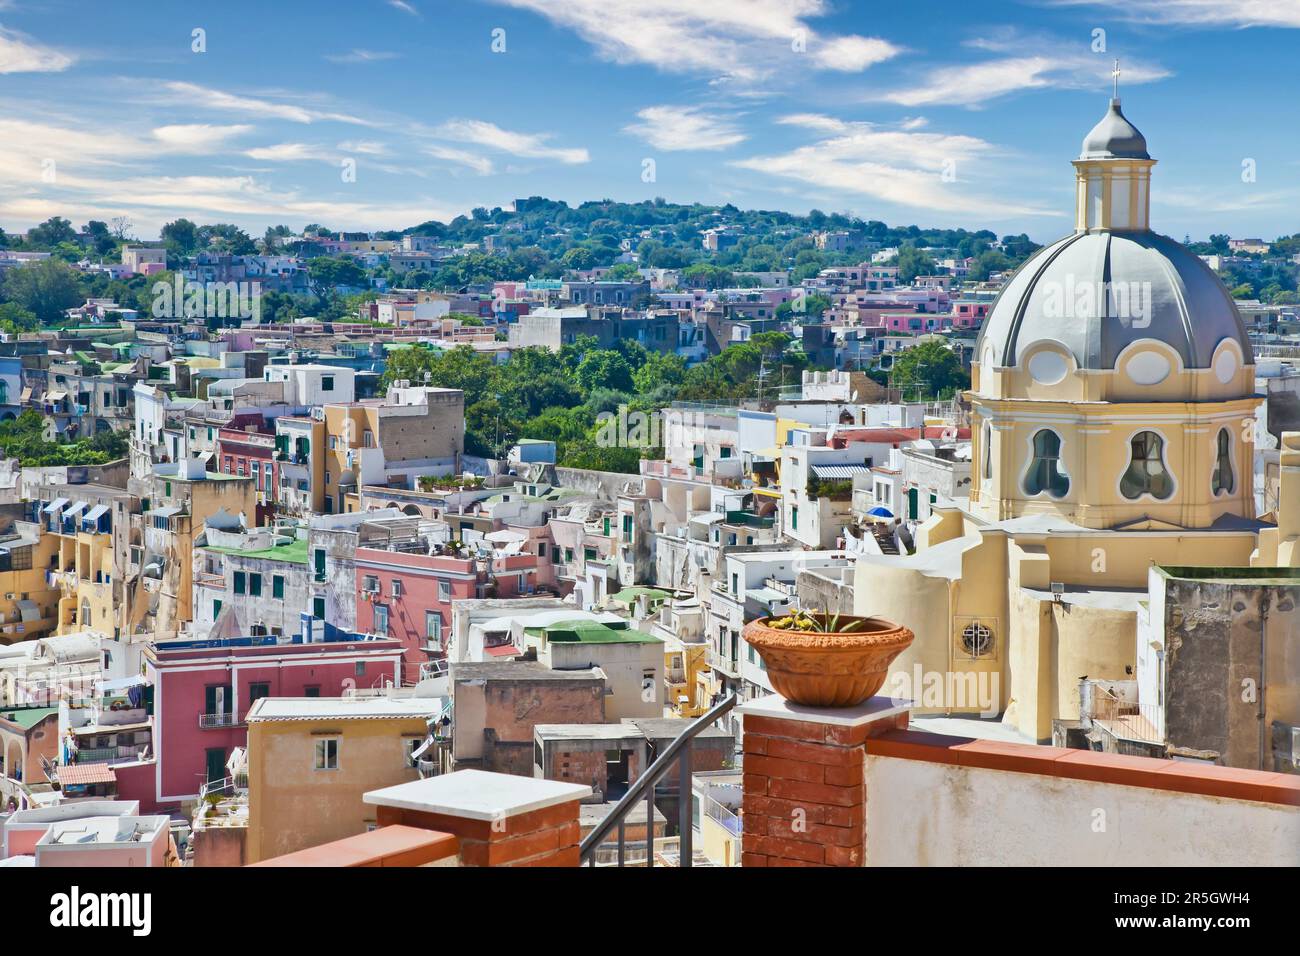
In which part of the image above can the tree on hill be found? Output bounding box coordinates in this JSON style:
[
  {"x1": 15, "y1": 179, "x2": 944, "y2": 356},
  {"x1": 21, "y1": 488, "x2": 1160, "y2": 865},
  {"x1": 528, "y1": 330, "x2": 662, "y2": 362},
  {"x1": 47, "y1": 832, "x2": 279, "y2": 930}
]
[{"x1": 2, "y1": 258, "x2": 83, "y2": 323}]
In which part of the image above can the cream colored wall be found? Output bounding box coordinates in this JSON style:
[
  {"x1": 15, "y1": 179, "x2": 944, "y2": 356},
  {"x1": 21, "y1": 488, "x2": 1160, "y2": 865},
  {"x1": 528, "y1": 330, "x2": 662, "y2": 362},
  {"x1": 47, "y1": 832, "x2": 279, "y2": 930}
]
[
  {"x1": 699, "y1": 814, "x2": 739, "y2": 866},
  {"x1": 247, "y1": 716, "x2": 425, "y2": 863},
  {"x1": 865, "y1": 755, "x2": 1300, "y2": 866},
  {"x1": 971, "y1": 396, "x2": 1259, "y2": 530},
  {"x1": 858, "y1": 562, "x2": 951, "y2": 711},
  {"x1": 1042, "y1": 532, "x2": 1258, "y2": 587}
]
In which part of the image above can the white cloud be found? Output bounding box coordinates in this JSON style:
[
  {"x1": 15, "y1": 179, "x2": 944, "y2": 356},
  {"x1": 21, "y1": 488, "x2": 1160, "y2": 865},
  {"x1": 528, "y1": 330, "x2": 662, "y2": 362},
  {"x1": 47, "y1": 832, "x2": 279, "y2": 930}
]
[
  {"x1": 245, "y1": 143, "x2": 334, "y2": 162},
  {"x1": 0, "y1": 27, "x2": 73, "y2": 73},
  {"x1": 776, "y1": 113, "x2": 851, "y2": 133},
  {"x1": 325, "y1": 48, "x2": 402, "y2": 63},
  {"x1": 624, "y1": 105, "x2": 745, "y2": 151},
  {"x1": 338, "y1": 140, "x2": 389, "y2": 156},
  {"x1": 811, "y1": 35, "x2": 900, "y2": 72},
  {"x1": 157, "y1": 82, "x2": 376, "y2": 126},
  {"x1": 733, "y1": 118, "x2": 1057, "y2": 219},
  {"x1": 388, "y1": 0, "x2": 420, "y2": 16},
  {"x1": 488, "y1": 0, "x2": 900, "y2": 80},
  {"x1": 1046, "y1": 0, "x2": 1300, "y2": 29},
  {"x1": 0, "y1": 162, "x2": 461, "y2": 235},
  {"x1": 152, "y1": 124, "x2": 254, "y2": 152},
  {"x1": 424, "y1": 144, "x2": 494, "y2": 175},
  {"x1": 873, "y1": 37, "x2": 1170, "y2": 107},
  {"x1": 435, "y1": 119, "x2": 589, "y2": 164}
]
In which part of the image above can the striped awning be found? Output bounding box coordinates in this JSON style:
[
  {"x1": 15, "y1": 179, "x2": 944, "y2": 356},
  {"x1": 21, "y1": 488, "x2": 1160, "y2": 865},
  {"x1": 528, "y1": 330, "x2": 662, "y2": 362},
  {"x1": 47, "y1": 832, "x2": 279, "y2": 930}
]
[{"x1": 810, "y1": 464, "x2": 873, "y2": 479}]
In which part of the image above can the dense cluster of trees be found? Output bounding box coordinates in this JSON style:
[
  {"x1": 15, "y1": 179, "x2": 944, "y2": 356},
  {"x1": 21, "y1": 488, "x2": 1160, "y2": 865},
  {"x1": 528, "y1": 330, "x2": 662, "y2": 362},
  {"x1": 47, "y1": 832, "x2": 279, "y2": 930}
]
[
  {"x1": 381, "y1": 333, "x2": 820, "y2": 472},
  {"x1": 0, "y1": 411, "x2": 128, "y2": 466}
]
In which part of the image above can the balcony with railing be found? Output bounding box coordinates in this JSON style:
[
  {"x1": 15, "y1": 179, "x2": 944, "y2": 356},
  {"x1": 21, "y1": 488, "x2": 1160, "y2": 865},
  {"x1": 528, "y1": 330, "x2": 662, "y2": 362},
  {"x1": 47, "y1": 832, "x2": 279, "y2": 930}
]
[
  {"x1": 706, "y1": 646, "x2": 742, "y2": 678},
  {"x1": 198, "y1": 712, "x2": 241, "y2": 729},
  {"x1": 724, "y1": 510, "x2": 774, "y2": 529},
  {"x1": 74, "y1": 743, "x2": 150, "y2": 765}
]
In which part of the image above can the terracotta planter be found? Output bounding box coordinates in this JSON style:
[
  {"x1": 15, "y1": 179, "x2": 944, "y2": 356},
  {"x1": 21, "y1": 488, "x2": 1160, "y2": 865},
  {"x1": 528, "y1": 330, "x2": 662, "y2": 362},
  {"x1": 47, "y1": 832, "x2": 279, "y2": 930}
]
[{"x1": 743, "y1": 615, "x2": 914, "y2": 708}]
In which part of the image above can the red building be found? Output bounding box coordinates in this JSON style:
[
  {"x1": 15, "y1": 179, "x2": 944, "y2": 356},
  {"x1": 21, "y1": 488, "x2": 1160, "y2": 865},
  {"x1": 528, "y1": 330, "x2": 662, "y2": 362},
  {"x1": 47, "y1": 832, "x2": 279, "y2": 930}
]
[
  {"x1": 137, "y1": 629, "x2": 403, "y2": 809},
  {"x1": 354, "y1": 547, "x2": 539, "y2": 675},
  {"x1": 216, "y1": 413, "x2": 279, "y2": 522}
]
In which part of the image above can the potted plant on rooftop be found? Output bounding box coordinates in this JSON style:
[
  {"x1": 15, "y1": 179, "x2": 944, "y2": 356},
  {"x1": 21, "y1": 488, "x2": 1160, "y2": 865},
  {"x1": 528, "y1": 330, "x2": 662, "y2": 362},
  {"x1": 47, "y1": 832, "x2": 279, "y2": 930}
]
[{"x1": 743, "y1": 610, "x2": 913, "y2": 708}]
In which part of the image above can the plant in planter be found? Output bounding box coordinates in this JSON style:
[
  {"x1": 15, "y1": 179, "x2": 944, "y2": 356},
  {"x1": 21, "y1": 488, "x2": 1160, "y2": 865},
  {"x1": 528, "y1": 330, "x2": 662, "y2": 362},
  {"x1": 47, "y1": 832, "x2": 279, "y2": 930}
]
[{"x1": 743, "y1": 609, "x2": 914, "y2": 708}]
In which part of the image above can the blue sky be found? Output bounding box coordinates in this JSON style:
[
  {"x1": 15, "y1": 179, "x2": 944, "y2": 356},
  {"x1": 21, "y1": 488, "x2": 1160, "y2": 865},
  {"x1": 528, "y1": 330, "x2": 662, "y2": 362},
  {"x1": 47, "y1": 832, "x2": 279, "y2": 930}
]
[{"x1": 0, "y1": 0, "x2": 1296, "y2": 243}]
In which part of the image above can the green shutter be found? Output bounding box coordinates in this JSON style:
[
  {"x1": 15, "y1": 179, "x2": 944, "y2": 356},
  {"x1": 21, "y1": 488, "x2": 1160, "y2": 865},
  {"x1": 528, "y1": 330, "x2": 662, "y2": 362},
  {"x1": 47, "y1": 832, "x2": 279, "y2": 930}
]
[
  {"x1": 233, "y1": 571, "x2": 246, "y2": 595},
  {"x1": 273, "y1": 575, "x2": 285, "y2": 599}
]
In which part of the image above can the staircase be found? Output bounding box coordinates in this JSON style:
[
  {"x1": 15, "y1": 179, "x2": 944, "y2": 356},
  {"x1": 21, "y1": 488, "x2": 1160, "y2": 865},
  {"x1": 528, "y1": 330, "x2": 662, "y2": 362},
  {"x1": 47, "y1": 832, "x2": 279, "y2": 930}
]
[{"x1": 870, "y1": 523, "x2": 900, "y2": 555}]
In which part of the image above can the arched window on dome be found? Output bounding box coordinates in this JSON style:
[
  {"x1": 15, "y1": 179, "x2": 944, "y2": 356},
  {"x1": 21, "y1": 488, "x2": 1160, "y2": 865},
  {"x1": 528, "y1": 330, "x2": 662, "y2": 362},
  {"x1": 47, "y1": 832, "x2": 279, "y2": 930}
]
[
  {"x1": 981, "y1": 420, "x2": 992, "y2": 481},
  {"x1": 1211, "y1": 428, "x2": 1234, "y2": 496},
  {"x1": 1121, "y1": 431, "x2": 1174, "y2": 500},
  {"x1": 1023, "y1": 429, "x2": 1069, "y2": 498}
]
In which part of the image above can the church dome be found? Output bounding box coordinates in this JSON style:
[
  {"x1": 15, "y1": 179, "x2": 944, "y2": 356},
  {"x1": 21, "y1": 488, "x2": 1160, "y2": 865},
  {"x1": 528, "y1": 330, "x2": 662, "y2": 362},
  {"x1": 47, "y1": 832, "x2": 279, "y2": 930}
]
[
  {"x1": 977, "y1": 230, "x2": 1253, "y2": 372},
  {"x1": 1080, "y1": 98, "x2": 1149, "y2": 160},
  {"x1": 977, "y1": 95, "x2": 1252, "y2": 374}
]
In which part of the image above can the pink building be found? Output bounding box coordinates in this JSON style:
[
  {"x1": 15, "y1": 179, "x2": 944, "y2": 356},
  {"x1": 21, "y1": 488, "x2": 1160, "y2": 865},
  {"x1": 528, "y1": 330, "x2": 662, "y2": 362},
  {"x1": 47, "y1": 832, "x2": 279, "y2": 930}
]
[
  {"x1": 141, "y1": 632, "x2": 403, "y2": 807},
  {"x1": 881, "y1": 313, "x2": 950, "y2": 333},
  {"x1": 36, "y1": 814, "x2": 171, "y2": 867},
  {"x1": 952, "y1": 300, "x2": 989, "y2": 329},
  {"x1": 355, "y1": 547, "x2": 540, "y2": 672}
]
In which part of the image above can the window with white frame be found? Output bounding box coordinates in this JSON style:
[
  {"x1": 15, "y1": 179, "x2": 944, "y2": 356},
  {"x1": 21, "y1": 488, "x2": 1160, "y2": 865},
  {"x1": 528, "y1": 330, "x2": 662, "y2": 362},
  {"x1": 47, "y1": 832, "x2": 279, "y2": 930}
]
[
  {"x1": 1120, "y1": 431, "x2": 1173, "y2": 500},
  {"x1": 1023, "y1": 429, "x2": 1069, "y2": 498},
  {"x1": 956, "y1": 620, "x2": 996, "y2": 660},
  {"x1": 314, "y1": 738, "x2": 339, "y2": 771}
]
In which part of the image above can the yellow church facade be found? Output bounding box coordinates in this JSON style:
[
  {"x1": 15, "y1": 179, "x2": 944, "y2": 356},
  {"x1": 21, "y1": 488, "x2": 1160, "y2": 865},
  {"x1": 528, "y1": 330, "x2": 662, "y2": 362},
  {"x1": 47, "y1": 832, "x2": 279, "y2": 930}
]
[{"x1": 854, "y1": 94, "x2": 1299, "y2": 742}]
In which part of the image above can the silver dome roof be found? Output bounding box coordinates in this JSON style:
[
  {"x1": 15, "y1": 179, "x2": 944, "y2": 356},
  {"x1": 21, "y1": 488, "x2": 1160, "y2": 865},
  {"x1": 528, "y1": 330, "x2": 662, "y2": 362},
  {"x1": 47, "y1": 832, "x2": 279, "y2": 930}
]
[
  {"x1": 1080, "y1": 99, "x2": 1149, "y2": 160},
  {"x1": 976, "y1": 230, "x2": 1253, "y2": 371}
]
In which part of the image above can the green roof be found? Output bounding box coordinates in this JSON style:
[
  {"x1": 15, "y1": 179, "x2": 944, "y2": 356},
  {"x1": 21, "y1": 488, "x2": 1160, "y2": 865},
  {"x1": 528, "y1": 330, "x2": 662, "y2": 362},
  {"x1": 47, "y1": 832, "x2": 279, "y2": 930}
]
[
  {"x1": 203, "y1": 536, "x2": 310, "y2": 565},
  {"x1": 610, "y1": 587, "x2": 672, "y2": 604},
  {"x1": 0, "y1": 705, "x2": 58, "y2": 730},
  {"x1": 538, "y1": 620, "x2": 662, "y2": 645}
]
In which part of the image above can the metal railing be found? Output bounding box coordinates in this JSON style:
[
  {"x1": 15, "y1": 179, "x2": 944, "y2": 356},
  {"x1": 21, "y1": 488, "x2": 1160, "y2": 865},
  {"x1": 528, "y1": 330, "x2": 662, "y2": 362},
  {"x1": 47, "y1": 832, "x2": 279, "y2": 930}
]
[
  {"x1": 579, "y1": 693, "x2": 736, "y2": 868},
  {"x1": 198, "y1": 712, "x2": 239, "y2": 729},
  {"x1": 74, "y1": 744, "x2": 149, "y2": 764}
]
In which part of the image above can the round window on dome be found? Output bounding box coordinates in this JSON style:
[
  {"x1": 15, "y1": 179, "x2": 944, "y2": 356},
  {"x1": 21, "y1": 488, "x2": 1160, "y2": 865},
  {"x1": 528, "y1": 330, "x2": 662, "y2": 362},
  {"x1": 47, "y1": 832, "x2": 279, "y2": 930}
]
[
  {"x1": 1026, "y1": 349, "x2": 1069, "y2": 386},
  {"x1": 1125, "y1": 349, "x2": 1172, "y2": 386},
  {"x1": 1214, "y1": 347, "x2": 1239, "y2": 385}
]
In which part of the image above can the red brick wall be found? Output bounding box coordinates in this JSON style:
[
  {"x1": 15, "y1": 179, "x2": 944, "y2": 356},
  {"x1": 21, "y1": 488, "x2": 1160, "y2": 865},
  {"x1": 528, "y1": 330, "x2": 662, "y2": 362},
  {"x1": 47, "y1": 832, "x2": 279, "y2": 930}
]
[
  {"x1": 376, "y1": 801, "x2": 582, "y2": 867},
  {"x1": 742, "y1": 711, "x2": 908, "y2": 867}
]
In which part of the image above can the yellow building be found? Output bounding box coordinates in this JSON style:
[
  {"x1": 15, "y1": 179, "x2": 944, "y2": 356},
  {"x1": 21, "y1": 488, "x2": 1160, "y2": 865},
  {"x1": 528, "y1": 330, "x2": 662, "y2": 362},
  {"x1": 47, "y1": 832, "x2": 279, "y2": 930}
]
[
  {"x1": 124, "y1": 464, "x2": 256, "y2": 639},
  {"x1": 665, "y1": 638, "x2": 710, "y2": 718},
  {"x1": 244, "y1": 696, "x2": 440, "y2": 863},
  {"x1": 0, "y1": 519, "x2": 60, "y2": 645},
  {"x1": 320, "y1": 385, "x2": 464, "y2": 515},
  {"x1": 53, "y1": 510, "x2": 116, "y2": 635},
  {"x1": 854, "y1": 94, "x2": 1298, "y2": 742}
]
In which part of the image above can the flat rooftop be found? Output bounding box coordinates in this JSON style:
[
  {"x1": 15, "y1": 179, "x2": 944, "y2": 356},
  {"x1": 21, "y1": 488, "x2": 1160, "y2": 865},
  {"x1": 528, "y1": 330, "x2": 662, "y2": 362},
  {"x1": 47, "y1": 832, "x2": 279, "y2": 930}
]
[
  {"x1": 534, "y1": 723, "x2": 646, "y2": 742},
  {"x1": 451, "y1": 660, "x2": 604, "y2": 681},
  {"x1": 203, "y1": 537, "x2": 309, "y2": 565},
  {"x1": 247, "y1": 696, "x2": 444, "y2": 721},
  {"x1": 38, "y1": 815, "x2": 169, "y2": 848}
]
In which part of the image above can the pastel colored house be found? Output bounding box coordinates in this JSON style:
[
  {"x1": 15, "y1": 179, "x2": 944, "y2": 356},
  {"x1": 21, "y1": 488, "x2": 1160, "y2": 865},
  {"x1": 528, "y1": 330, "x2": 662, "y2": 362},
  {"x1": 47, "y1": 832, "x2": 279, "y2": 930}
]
[{"x1": 141, "y1": 628, "x2": 403, "y2": 806}]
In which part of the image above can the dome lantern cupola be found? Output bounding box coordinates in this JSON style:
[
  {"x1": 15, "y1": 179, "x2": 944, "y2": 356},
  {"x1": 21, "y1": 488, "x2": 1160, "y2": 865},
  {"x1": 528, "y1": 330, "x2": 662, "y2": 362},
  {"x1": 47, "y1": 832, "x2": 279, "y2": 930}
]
[{"x1": 1073, "y1": 62, "x2": 1154, "y2": 233}]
